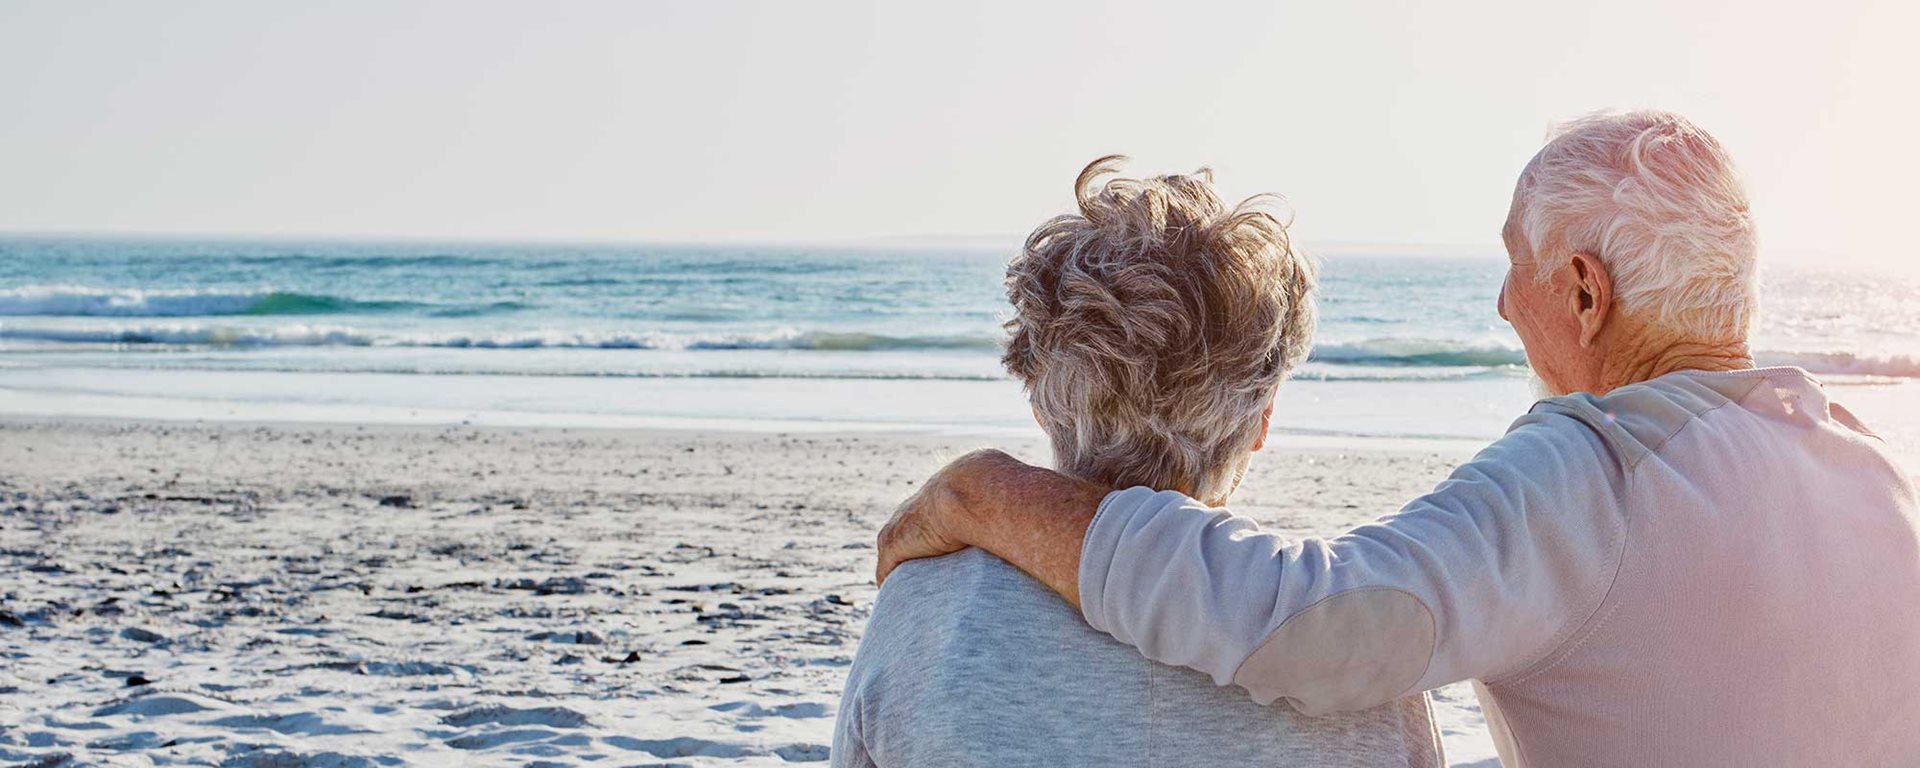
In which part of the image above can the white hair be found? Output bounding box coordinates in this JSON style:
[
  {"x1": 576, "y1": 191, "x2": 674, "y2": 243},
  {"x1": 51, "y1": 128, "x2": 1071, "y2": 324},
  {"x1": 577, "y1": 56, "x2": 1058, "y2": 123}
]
[{"x1": 1512, "y1": 110, "x2": 1758, "y2": 340}]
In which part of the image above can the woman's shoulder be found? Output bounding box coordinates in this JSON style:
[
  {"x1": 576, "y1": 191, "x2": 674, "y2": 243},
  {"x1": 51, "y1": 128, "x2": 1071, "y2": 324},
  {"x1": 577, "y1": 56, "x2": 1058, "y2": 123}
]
[{"x1": 877, "y1": 547, "x2": 1087, "y2": 628}]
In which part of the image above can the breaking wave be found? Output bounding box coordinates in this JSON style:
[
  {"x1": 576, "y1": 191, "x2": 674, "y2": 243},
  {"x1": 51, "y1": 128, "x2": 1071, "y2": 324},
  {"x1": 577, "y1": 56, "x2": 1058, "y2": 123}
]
[
  {"x1": 0, "y1": 323, "x2": 999, "y2": 352},
  {"x1": 5, "y1": 323, "x2": 1915, "y2": 379},
  {"x1": 1756, "y1": 350, "x2": 1920, "y2": 380},
  {"x1": 0, "y1": 285, "x2": 525, "y2": 318},
  {"x1": 1309, "y1": 339, "x2": 1529, "y2": 368}
]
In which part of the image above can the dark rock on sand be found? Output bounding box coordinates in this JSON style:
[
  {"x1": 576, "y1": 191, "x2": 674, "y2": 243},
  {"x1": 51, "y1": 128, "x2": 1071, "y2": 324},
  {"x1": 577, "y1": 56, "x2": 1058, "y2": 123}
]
[
  {"x1": 121, "y1": 627, "x2": 167, "y2": 644},
  {"x1": 498, "y1": 576, "x2": 591, "y2": 595},
  {"x1": 528, "y1": 630, "x2": 604, "y2": 645},
  {"x1": 439, "y1": 704, "x2": 593, "y2": 729}
]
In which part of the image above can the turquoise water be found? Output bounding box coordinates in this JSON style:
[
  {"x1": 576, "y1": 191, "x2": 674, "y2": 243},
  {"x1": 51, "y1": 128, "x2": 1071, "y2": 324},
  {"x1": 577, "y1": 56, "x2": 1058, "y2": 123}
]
[
  {"x1": 0, "y1": 237, "x2": 1540, "y2": 380},
  {"x1": 0, "y1": 236, "x2": 1915, "y2": 446}
]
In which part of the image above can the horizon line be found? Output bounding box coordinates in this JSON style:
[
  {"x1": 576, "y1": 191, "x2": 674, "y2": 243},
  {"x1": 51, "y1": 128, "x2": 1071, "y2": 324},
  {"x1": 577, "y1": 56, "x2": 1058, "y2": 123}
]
[
  {"x1": 0, "y1": 227, "x2": 1856, "y2": 264},
  {"x1": 0, "y1": 227, "x2": 1518, "y2": 254}
]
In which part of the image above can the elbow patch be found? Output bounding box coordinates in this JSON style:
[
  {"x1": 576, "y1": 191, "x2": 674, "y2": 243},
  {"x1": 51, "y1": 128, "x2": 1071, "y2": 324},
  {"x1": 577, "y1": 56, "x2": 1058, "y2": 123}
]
[{"x1": 1230, "y1": 588, "x2": 1436, "y2": 715}]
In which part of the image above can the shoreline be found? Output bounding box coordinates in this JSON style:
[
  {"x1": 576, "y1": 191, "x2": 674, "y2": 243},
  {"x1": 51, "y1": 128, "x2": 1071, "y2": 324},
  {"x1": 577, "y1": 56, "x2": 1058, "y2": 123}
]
[
  {"x1": 0, "y1": 405, "x2": 1507, "y2": 457},
  {"x1": 6, "y1": 364, "x2": 1914, "y2": 470},
  {"x1": 0, "y1": 363, "x2": 1545, "y2": 456}
]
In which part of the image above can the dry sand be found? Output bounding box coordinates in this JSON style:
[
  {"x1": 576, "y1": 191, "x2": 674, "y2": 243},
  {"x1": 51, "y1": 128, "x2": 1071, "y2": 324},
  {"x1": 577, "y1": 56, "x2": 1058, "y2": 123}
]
[{"x1": 0, "y1": 417, "x2": 1495, "y2": 766}]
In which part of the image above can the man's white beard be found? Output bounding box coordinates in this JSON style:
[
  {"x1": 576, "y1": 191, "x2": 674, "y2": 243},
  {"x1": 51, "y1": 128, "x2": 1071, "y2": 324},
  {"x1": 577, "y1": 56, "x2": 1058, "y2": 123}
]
[{"x1": 1529, "y1": 371, "x2": 1559, "y2": 401}]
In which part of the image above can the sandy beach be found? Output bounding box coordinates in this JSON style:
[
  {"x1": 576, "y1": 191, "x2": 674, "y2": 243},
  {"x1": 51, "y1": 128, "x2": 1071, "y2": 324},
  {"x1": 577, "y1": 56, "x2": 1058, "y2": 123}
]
[
  {"x1": 0, "y1": 417, "x2": 1499, "y2": 766},
  {"x1": 5, "y1": 2, "x2": 1918, "y2": 764}
]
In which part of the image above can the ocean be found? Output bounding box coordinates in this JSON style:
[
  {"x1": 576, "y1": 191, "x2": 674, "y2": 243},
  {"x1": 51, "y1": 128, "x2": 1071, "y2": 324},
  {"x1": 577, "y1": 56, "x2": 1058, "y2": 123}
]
[{"x1": 2, "y1": 236, "x2": 1915, "y2": 455}]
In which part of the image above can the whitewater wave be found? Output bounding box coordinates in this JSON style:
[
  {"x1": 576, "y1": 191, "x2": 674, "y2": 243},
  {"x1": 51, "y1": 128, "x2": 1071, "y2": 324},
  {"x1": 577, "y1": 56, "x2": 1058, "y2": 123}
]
[
  {"x1": 4, "y1": 322, "x2": 1915, "y2": 379},
  {"x1": 17, "y1": 363, "x2": 1523, "y2": 383},
  {"x1": 1310, "y1": 339, "x2": 1920, "y2": 379},
  {"x1": 1309, "y1": 339, "x2": 1530, "y2": 368},
  {"x1": 0, "y1": 324, "x2": 1529, "y2": 361},
  {"x1": 0, "y1": 285, "x2": 525, "y2": 318},
  {"x1": 0, "y1": 323, "x2": 1000, "y2": 352},
  {"x1": 1756, "y1": 350, "x2": 1920, "y2": 380}
]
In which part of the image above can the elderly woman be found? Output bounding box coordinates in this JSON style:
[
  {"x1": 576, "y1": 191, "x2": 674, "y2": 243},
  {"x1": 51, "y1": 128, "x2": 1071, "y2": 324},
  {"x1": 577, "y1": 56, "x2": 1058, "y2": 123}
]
[
  {"x1": 832, "y1": 158, "x2": 1443, "y2": 766},
  {"x1": 876, "y1": 112, "x2": 1920, "y2": 767}
]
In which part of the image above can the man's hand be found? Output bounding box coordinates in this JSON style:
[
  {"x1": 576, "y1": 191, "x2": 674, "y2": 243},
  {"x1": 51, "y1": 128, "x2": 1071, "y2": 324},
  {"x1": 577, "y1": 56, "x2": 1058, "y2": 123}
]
[
  {"x1": 873, "y1": 449, "x2": 1106, "y2": 606},
  {"x1": 874, "y1": 449, "x2": 1010, "y2": 586}
]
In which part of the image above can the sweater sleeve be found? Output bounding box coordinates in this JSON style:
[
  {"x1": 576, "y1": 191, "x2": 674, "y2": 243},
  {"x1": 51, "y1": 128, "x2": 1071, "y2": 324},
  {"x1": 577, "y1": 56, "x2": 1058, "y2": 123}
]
[{"x1": 1078, "y1": 408, "x2": 1629, "y2": 715}]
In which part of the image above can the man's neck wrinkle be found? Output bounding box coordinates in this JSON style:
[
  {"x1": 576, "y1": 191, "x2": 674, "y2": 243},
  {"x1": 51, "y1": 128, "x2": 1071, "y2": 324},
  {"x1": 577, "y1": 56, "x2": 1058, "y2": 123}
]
[{"x1": 1595, "y1": 325, "x2": 1753, "y2": 396}]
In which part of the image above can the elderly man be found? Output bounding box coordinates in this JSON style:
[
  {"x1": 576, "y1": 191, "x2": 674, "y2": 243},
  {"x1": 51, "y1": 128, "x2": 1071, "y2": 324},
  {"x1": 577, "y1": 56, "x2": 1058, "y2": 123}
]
[
  {"x1": 875, "y1": 111, "x2": 1920, "y2": 766},
  {"x1": 836, "y1": 158, "x2": 1441, "y2": 767}
]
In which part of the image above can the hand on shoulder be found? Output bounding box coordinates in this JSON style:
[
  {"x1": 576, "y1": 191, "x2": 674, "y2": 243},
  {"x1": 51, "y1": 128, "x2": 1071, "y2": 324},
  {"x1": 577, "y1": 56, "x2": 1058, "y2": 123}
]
[{"x1": 874, "y1": 448, "x2": 1018, "y2": 586}]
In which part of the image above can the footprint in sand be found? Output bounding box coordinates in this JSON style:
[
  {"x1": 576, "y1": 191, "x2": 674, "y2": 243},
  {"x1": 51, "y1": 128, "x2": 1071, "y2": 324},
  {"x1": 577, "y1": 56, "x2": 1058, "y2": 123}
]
[
  {"x1": 604, "y1": 735, "x2": 755, "y2": 759},
  {"x1": 435, "y1": 704, "x2": 598, "y2": 752},
  {"x1": 205, "y1": 712, "x2": 367, "y2": 737},
  {"x1": 437, "y1": 704, "x2": 593, "y2": 729},
  {"x1": 92, "y1": 693, "x2": 223, "y2": 718},
  {"x1": 217, "y1": 749, "x2": 392, "y2": 768},
  {"x1": 708, "y1": 700, "x2": 833, "y2": 719}
]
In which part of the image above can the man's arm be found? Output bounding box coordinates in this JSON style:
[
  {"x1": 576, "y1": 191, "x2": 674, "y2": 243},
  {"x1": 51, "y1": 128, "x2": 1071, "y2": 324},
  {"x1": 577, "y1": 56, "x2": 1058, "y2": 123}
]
[
  {"x1": 875, "y1": 449, "x2": 1104, "y2": 605},
  {"x1": 876, "y1": 409, "x2": 1628, "y2": 714}
]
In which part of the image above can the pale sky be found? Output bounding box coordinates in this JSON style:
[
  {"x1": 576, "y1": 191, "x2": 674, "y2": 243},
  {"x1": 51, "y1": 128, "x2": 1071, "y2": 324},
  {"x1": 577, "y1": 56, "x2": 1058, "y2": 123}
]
[{"x1": 2, "y1": 1, "x2": 1915, "y2": 269}]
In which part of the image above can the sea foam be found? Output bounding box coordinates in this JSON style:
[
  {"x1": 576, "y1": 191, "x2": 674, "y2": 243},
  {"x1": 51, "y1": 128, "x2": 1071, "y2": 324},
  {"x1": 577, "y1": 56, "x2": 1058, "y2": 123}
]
[
  {"x1": 0, "y1": 322, "x2": 997, "y2": 353},
  {"x1": 0, "y1": 285, "x2": 517, "y2": 318}
]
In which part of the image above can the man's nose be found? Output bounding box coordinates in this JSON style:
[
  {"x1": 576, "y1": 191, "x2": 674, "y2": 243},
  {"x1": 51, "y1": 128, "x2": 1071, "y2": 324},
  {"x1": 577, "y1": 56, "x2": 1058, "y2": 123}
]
[{"x1": 1497, "y1": 277, "x2": 1511, "y2": 322}]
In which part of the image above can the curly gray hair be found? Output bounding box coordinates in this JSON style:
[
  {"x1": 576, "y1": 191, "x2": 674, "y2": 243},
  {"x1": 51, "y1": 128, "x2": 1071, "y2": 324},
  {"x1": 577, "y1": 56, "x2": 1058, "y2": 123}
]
[{"x1": 1003, "y1": 155, "x2": 1316, "y2": 502}]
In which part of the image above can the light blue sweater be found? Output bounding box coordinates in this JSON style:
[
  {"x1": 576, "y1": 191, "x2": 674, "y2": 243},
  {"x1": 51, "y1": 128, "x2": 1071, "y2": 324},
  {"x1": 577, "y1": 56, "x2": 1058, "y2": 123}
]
[
  {"x1": 1078, "y1": 368, "x2": 1920, "y2": 767},
  {"x1": 833, "y1": 547, "x2": 1441, "y2": 767}
]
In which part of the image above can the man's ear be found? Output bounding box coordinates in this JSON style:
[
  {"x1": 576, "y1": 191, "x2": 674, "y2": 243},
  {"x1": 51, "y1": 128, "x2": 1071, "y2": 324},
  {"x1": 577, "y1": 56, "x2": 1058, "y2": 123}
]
[
  {"x1": 1567, "y1": 252, "x2": 1613, "y2": 347},
  {"x1": 1251, "y1": 400, "x2": 1276, "y2": 452}
]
